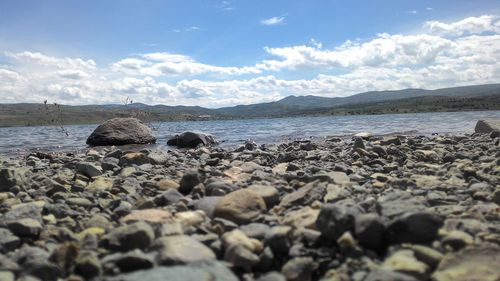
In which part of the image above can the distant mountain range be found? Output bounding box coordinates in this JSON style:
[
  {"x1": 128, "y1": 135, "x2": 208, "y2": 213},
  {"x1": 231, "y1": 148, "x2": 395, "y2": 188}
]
[{"x1": 1, "y1": 83, "x2": 499, "y2": 127}]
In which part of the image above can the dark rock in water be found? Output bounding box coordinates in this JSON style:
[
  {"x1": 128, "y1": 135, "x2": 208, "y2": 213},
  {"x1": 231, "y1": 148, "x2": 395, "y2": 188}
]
[
  {"x1": 86, "y1": 118, "x2": 156, "y2": 146},
  {"x1": 474, "y1": 119, "x2": 500, "y2": 134},
  {"x1": 386, "y1": 212, "x2": 443, "y2": 244},
  {"x1": 167, "y1": 131, "x2": 217, "y2": 148},
  {"x1": 316, "y1": 199, "x2": 364, "y2": 241}
]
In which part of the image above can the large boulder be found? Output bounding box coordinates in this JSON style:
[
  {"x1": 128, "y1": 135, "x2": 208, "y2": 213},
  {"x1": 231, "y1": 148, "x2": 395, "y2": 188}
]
[
  {"x1": 167, "y1": 132, "x2": 217, "y2": 148},
  {"x1": 86, "y1": 118, "x2": 156, "y2": 146},
  {"x1": 474, "y1": 119, "x2": 500, "y2": 134}
]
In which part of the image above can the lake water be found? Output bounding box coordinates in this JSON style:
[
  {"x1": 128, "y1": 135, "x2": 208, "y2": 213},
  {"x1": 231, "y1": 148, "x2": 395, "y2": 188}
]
[{"x1": 0, "y1": 111, "x2": 499, "y2": 155}]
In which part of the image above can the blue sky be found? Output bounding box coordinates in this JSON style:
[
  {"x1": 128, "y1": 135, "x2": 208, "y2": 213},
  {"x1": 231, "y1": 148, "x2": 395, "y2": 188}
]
[{"x1": 0, "y1": 1, "x2": 499, "y2": 106}]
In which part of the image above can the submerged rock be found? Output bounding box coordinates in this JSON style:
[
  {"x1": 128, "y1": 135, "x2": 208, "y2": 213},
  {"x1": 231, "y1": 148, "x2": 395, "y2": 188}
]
[
  {"x1": 86, "y1": 118, "x2": 156, "y2": 146},
  {"x1": 167, "y1": 131, "x2": 217, "y2": 148}
]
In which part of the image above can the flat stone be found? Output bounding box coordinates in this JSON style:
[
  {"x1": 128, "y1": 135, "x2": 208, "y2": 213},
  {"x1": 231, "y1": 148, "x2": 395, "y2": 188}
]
[
  {"x1": 155, "y1": 179, "x2": 180, "y2": 190},
  {"x1": 194, "y1": 196, "x2": 223, "y2": 218},
  {"x1": 120, "y1": 209, "x2": 173, "y2": 224},
  {"x1": 213, "y1": 189, "x2": 267, "y2": 224},
  {"x1": 281, "y1": 207, "x2": 319, "y2": 230},
  {"x1": 432, "y1": 244, "x2": 500, "y2": 281},
  {"x1": 154, "y1": 235, "x2": 216, "y2": 265},
  {"x1": 119, "y1": 152, "x2": 151, "y2": 166}
]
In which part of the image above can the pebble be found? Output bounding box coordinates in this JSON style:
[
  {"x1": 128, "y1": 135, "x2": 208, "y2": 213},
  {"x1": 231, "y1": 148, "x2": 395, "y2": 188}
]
[{"x1": 213, "y1": 189, "x2": 267, "y2": 224}]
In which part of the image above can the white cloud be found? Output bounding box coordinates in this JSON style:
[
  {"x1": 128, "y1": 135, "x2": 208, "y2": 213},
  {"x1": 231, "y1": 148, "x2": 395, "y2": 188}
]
[
  {"x1": 425, "y1": 15, "x2": 500, "y2": 36},
  {"x1": 426, "y1": 7, "x2": 433, "y2": 11},
  {"x1": 1, "y1": 14, "x2": 499, "y2": 107},
  {"x1": 260, "y1": 16, "x2": 285, "y2": 26}
]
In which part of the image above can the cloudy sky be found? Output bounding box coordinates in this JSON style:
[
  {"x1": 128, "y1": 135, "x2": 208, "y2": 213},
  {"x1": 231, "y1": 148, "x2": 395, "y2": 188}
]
[{"x1": 0, "y1": 0, "x2": 499, "y2": 107}]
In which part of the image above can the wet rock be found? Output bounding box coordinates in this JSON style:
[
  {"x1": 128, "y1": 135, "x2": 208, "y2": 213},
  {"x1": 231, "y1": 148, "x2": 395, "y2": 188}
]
[
  {"x1": 167, "y1": 131, "x2": 217, "y2": 148},
  {"x1": 102, "y1": 222, "x2": 155, "y2": 251},
  {"x1": 316, "y1": 200, "x2": 364, "y2": 240},
  {"x1": 154, "y1": 235, "x2": 216, "y2": 265},
  {"x1": 386, "y1": 212, "x2": 443, "y2": 244},
  {"x1": 86, "y1": 118, "x2": 156, "y2": 146},
  {"x1": 213, "y1": 189, "x2": 267, "y2": 224},
  {"x1": 432, "y1": 244, "x2": 500, "y2": 281}
]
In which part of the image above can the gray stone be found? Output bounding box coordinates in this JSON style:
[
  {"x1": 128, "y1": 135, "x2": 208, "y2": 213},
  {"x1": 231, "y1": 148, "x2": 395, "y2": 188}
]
[
  {"x1": 102, "y1": 222, "x2": 155, "y2": 251},
  {"x1": 0, "y1": 228, "x2": 20, "y2": 253},
  {"x1": 0, "y1": 168, "x2": 27, "y2": 191},
  {"x1": 76, "y1": 162, "x2": 102, "y2": 178},
  {"x1": 179, "y1": 169, "x2": 201, "y2": 195},
  {"x1": 474, "y1": 119, "x2": 500, "y2": 134},
  {"x1": 154, "y1": 235, "x2": 216, "y2": 265},
  {"x1": 102, "y1": 249, "x2": 154, "y2": 273},
  {"x1": 281, "y1": 257, "x2": 317, "y2": 281},
  {"x1": 194, "y1": 196, "x2": 223, "y2": 218},
  {"x1": 6, "y1": 218, "x2": 42, "y2": 238},
  {"x1": 257, "y1": 272, "x2": 286, "y2": 281},
  {"x1": 75, "y1": 251, "x2": 102, "y2": 279},
  {"x1": 354, "y1": 213, "x2": 385, "y2": 251},
  {"x1": 213, "y1": 189, "x2": 267, "y2": 224},
  {"x1": 316, "y1": 200, "x2": 364, "y2": 240},
  {"x1": 224, "y1": 245, "x2": 259, "y2": 269},
  {"x1": 364, "y1": 268, "x2": 419, "y2": 281},
  {"x1": 167, "y1": 131, "x2": 217, "y2": 148},
  {"x1": 247, "y1": 184, "x2": 280, "y2": 207},
  {"x1": 154, "y1": 188, "x2": 184, "y2": 206},
  {"x1": 386, "y1": 212, "x2": 443, "y2": 244},
  {"x1": 205, "y1": 181, "x2": 235, "y2": 196},
  {"x1": 432, "y1": 244, "x2": 500, "y2": 281},
  {"x1": 108, "y1": 261, "x2": 238, "y2": 281},
  {"x1": 86, "y1": 118, "x2": 156, "y2": 146}
]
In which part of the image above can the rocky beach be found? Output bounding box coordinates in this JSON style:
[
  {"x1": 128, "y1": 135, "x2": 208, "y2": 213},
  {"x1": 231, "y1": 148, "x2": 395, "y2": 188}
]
[{"x1": 0, "y1": 118, "x2": 499, "y2": 281}]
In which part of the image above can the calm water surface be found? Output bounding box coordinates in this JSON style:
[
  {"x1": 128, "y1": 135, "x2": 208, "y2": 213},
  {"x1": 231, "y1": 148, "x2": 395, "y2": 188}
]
[{"x1": 0, "y1": 111, "x2": 499, "y2": 155}]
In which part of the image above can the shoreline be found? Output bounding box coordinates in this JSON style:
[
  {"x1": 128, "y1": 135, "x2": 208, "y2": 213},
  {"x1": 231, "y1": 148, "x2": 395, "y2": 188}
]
[{"x1": 0, "y1": 133, "x2": 499, "y2": 280}]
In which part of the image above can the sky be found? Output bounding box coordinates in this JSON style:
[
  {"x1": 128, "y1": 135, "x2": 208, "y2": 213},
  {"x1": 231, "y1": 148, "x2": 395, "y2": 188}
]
[{"x1": 0, "y1": 0, "x2": 499, "y2": 107}]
